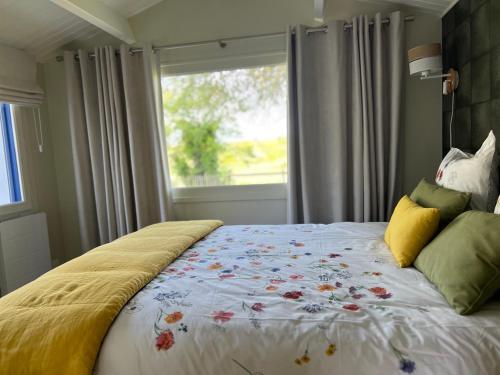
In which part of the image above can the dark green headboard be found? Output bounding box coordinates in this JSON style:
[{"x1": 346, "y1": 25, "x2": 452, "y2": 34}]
[{"x1": 442, "y1": 0, "x2": 500, "y2": 156}]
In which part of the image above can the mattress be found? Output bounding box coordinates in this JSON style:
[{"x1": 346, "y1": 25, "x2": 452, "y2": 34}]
[{"x1": 95, "y1": 223, "x2": 500, "y2": 375}]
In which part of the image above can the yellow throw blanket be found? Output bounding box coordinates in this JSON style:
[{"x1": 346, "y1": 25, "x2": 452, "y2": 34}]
[{"x1": 0, "y1": 220, "x2": 222, "y2": 375}]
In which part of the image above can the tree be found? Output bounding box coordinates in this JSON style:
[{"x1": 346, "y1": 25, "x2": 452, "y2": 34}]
[{"x1": 162, "y1": 64, "x2": 286, "y2": 186}]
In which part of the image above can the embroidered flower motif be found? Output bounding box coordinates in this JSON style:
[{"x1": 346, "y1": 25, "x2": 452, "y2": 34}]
[
  {"x1": 317, "y1": 283, "x2": 336, "y2": 292},
  {"x1": 328, "y1": 253, "x2": 342, "y2": 258},
  {"x1": 155, "y1": 329, "x2": 175, "y2": 351},
  {"x1": 294, "y1": 242, "x2": 305, "y2": 247},
  {"x1": 251, "y1": 303, "x2": 265, "y2": 312},
  {"x1": 369, "y1": 287, "x2": 387, "y2": 295},
  {"x1": 266, "y1": 285, "x2": 278, "y2": 291},
  {"x1": 391, "y1": 343, "x2": 416, "y2": 373},
  {"x1": 301, "y1": 354, "x2": 310, "y2": 363},
  {"x1": 342, "y1": 304, "x2": 360, "y2": 312},
  {"x1": 339, "y1": 263, "x2": 349, "y2": 268},
  {"x1": 369, "y1": 287, "x2": 393, "y2": 299},
  {"x1": 178, "y1": 323, "x2": 188, "y2": 332},
  {"x1": 289, "y1": 274, "x2": 304, "y2": 280},
  {"x1": 335, "y1": 281, "x2": 343, "y2": 288},
  {"x1": 400, "y1": 359, "x2": 416, "y2": 373},
  {"x1": 377, "y1": 293, "x2": 393, "y2": 299},
  {"x1": 295, "y1": 349, "x2": 310, "y2": 365},
  {"x1": 325, "y1": 344, "x2": 336, "y2": 356},
  {"x1": 165, "y1": 311, "x2": 183, "y2": 324},
  {"x1": 212, "y1": 310, "x2": 234, "y2": 323},
  {"x1": 302, "y1": 304, "x2": 323, "y2": 313},
  {"x1": 271, "y1": 267, "x2": 281, "y2": 272},
  {"x1": 351, "y1": 293, "x2": 365, "y2": 300},
  {"x1": 208, "y1": 262, "x2": 223, "y2": 270},
  {"x1": 282, "y1": 291, "x2": 303, "y2": 299}
]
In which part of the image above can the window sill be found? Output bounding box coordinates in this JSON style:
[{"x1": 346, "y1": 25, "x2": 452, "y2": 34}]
[
  {"x1": 172, "y1": 183, "x2": 287, "y2": 204},
  {"x1": 0, "y1": 201, "x2": 32, "y2": 220}
]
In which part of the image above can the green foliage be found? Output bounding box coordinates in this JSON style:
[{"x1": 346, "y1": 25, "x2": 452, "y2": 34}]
[{"x1": 162, "y1": 64, "x2": 286, "y2": 186}]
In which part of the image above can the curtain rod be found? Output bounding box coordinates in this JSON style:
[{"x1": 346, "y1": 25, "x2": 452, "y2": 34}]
[{"x1": 55, "y1": 15, "x2": 415, "y2": 62}]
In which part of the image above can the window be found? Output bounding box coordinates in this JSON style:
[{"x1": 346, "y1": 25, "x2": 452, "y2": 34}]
[
  {"x1": 162, "y1": 63, "x2": 287, "y2": 188},
  {"x1": 0, "y1": 103, "x2": 22, "y2": 206}
]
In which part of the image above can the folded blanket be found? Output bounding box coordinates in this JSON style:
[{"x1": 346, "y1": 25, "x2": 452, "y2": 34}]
[{"x1": 0, "y1": 220, "x2": 222, "y2": 375}]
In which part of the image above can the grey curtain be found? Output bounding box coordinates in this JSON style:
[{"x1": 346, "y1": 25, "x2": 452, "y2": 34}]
[
  {"x1": 64, "y1": 45, "x2": 174, "y2": 251},
  {"x1": 287, "y1": 11, "x2": 405, "y2": 224}
]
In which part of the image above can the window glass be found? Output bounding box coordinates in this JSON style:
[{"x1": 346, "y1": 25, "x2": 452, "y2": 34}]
[
  {"x1": 162, "y1": 63, "x2": 287, "y2": 188},
  {"x1": 0, "y1": 103, "x2": 22, "y2": 205}
]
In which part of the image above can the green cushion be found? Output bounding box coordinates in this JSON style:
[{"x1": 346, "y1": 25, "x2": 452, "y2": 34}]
[
  {"x1": 410, "y1": 178, "x2": 471, "y2": 226},
  {"x1": 414, "y1": 211, "x2": 500, "y2": 314}
]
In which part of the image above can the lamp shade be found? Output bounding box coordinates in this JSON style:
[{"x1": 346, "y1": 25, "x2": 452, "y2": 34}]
[{"x1": 408, "y1": 43, "x2": 443, "y2": 77}]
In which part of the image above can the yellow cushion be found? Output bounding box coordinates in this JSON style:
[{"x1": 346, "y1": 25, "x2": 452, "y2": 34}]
[{"x1": 385, "y1": 195, "x2": 440, "y2": 267}]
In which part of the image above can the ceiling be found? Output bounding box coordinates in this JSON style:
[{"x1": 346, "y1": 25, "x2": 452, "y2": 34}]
[
  {"x1": 0, "y1": 0, "x2": 163, "y2": 62},
  {"x1": 356, "y1": 0, "x2": 459, "y2": 16},
  {"x1": 99, "y1": 0, "x2": 163, "y2": 18},
  {"x1": 0, "y1": 0, "x2": 456, "y2": 63}
]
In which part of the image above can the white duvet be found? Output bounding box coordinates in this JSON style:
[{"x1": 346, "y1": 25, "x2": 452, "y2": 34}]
[{"x1": 95, "y1": 223, "x2": 500, "y2": 375}]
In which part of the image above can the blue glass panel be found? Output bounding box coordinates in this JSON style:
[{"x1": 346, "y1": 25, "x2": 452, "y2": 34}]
[{"x1": 0, "y1": 104, "x2": 22, "y2": 203}]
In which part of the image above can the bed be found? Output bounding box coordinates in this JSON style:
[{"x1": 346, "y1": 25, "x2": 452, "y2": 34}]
[{"x1": 94, "y1": 223, "x2": 500, "y2": 375}]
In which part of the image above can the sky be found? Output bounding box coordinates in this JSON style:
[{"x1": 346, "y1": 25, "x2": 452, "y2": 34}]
[{"x1": 226, "y1": 100, "x2": 287, "y2": 142}]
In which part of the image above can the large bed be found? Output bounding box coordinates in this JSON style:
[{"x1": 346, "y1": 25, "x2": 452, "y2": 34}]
[{"x1": 94, "y1": 223, "x2": 500, "y2": 375}]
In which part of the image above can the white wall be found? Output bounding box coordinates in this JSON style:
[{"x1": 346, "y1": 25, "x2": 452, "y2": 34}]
[
  {"x1": 403, "y1": 15, "x2": 442, "y2": 194},
  {"x1": 42, "y1": 0, "x2": 442, "y2": 259}
]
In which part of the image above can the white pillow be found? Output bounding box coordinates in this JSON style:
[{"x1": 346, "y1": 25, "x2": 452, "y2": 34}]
[
  {"x1": 495, "y1": 196, "x2": 500, "y2": 215},
  {"x1": 435, "y1": 131, "x2": 498, "y2": 212}
]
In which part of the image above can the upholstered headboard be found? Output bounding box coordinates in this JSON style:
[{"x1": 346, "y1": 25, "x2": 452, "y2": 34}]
[{"x1": 441, "y1": 0, "x2": 500, "y2": 157}]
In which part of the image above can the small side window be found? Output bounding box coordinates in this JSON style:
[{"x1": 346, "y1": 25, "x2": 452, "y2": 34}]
[{"x1": 0, "y1": 103, "x2": 23, "y2": 206}]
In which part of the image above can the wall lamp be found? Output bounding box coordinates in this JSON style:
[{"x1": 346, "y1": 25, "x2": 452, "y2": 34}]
[
  {"x1": 408, "y1": 43, "x2": 459, "y2": 148},
  {"x1": 408, "y1": 43, "x2": 459, "y2": 95}
]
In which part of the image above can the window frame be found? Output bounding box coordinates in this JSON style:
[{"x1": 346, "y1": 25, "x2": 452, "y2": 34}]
[
  {"x1": 0, "y1": 104, "x2": 32, "y2": 216},
  {"x1": 159, "y1": 36, "x2": 288, "y2": 201}
]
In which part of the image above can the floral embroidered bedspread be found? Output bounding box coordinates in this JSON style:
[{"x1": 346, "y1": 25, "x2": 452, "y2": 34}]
[{"x1": 95, "y1": 223, "x2": 500, "y2": 375}]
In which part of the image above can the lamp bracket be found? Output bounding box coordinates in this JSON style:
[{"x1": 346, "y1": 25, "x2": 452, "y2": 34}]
[
  {"x1": 420, "y1": 73, "x2": 451, "y2": 80},
  {"x1": 419, "y1": 68, "x2": 459, "y2": 94}
]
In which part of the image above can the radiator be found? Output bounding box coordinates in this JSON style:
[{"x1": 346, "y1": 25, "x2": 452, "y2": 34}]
[{"x1": 0, "y1": 212, "x2": 51, "y2": 296}]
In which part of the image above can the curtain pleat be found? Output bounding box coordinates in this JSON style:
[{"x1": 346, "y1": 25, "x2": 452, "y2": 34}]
[
  {"x1": 65, "y1": 45, "x2": 173, "y2": 252},
  {"x1": 287, "y1": 11, "x2": 405, "y2": 224}
]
